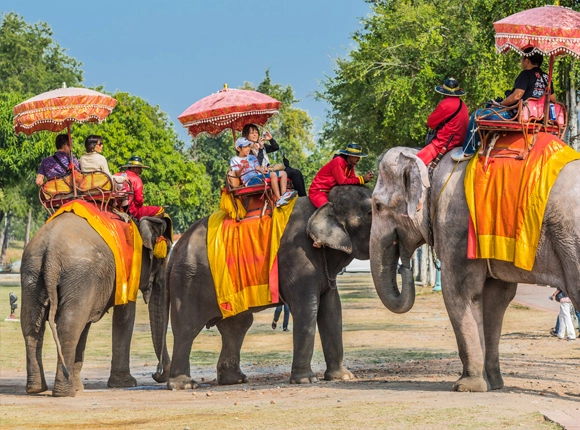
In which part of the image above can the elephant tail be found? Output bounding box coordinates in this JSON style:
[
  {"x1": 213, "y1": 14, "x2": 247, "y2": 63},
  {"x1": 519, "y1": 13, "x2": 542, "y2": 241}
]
[{"x1": 45, "y1": 271, "x2": 70, "y2": 380}]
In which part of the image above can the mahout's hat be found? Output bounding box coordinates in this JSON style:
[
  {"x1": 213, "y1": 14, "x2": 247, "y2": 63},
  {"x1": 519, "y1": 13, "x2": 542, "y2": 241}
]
[
  {"x1": 435, "y1": 77, "x2": 466, "y2": 97},
  {"x1": 338, "y1": 143, "x2": 367, "y2": 157},
  {"x1": 121, "y1": 156, "x2": 150, "y2": 169}
]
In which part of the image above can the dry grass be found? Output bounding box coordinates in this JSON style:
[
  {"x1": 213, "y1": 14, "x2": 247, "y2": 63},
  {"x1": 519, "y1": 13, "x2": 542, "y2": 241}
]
[{"x1": 0, "y1": 275, "x2": 576, "y2": 429}]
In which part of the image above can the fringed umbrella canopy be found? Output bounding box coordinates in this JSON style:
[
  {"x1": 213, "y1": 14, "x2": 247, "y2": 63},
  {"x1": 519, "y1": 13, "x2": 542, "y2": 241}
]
[{"x1": 178, "y1": 85, "x2": 281, "y2": 139}]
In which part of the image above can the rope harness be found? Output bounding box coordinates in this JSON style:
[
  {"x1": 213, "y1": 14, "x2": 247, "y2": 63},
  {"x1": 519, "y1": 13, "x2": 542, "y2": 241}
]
[{"x1": 322, "y1": 246, "x2": 337, "y2": 290}]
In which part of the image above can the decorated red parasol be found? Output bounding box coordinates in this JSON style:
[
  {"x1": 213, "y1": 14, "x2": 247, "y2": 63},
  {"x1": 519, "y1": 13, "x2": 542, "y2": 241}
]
[
  {"x1": 494, "y1": 5, "x2": 580, "y2": 123},
  {"x1": 13, "y1": 85, "x2": 118, "y2": 196},
  {"x1": 178, "y1": 84, "x2": 281, "y2": 140}
]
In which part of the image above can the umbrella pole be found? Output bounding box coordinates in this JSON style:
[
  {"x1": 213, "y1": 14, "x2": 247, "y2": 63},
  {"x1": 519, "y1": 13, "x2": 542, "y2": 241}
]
[
  {"x1": 543, "y1": 54, "x2": 555, "y2": 130},
  {"x1": 67, "y1": 123, "x2": 77, "y2": 197},
  {"x1": 231, "y1": 128, "x2": 236, "y2": 142}
]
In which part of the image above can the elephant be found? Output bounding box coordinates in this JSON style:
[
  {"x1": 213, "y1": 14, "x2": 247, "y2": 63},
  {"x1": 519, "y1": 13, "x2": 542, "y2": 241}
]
[
  {"x1": 160, "y1": 185, "x2": 373, "y2": 389},
  {"x1": 20, "y1": 213, "x2": 172, "y2": 397},
  {"x1": 370, "y1": 146, "x2": 580, "y2": 392}
]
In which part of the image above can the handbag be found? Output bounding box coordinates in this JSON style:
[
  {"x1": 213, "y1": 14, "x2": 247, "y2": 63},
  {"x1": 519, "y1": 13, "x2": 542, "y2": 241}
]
[{"x1": 425, "y1": 99, "x2": 463, "y2": 146}]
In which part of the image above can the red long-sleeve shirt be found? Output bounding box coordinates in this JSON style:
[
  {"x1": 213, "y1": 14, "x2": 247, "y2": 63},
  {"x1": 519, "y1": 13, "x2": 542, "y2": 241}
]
[{"x1": 310, "y1": 156, "x2": 364, "y2": 191}]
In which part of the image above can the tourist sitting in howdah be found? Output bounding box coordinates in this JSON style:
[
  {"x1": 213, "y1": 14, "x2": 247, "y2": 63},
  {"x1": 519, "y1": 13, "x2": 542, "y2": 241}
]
[
  {"x1": 230, "y1": 137, "x2": 297, "y2": 208},
  {"x1": 453, "y1": 47, "x2": 558, "y2": 162},
  {"x1": 242, "y1": 123, "x2": 307, "y2": 197},
  {"x1": 114, "y1": 156, "x2": 164, "y2": 220},
  {"x1": 35, "y1": 134, "x2": 80, "y2": 186},
  {"x1": 79, "y1": 135, "x2": 112, "y2": 176}
]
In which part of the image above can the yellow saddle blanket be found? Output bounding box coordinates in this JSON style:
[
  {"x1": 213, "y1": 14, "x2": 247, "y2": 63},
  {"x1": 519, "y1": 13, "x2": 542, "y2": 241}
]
[
  {"x1": 464, "y1": 132, "x2": 580, "y2": 270},
  {"x1": 47, "y1": 200, "x2": 143, "y2": 305},
  {"x1": 207, "y1": 198, "x2": 297, "y2": 318}
]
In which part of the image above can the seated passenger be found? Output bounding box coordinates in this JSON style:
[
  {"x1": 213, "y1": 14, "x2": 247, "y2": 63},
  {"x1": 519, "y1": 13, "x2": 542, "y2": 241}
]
[
  {"x1": 79, "y1": 135, "x2": 111, "y2": 176},
  {"x1": 416, "y1": 78, "x2": 469, "y2": 166},
  {"x1": 114, "y1": 156, "x2": 164, "y2": 220},
  {"x1": 308, "y1": 143, "x2": 373, "y2": 209},
  {"x1": 230, "y1": 137, "x2": 293, "y2": 208},
  {"x1": 242, "y1": 123, "x2": 307, "y2": 197},
  {"x1": 453, "y1": 47, "x2": 558, "y2": 161},
  {"x1": 35, "y1": 134, "x2": 80, "y2": 186}
]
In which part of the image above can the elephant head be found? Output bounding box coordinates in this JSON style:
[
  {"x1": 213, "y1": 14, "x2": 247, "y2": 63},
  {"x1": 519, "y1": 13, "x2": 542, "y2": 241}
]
[
  {"x1": 138, "y1": 216, "x2": 172, "y2": 381},
  {"x1": 370, "y1": 147, "x2": 430, "y2": 314},
  {"x1": 307, "y1": 185, "x2": 373, "y2": 261}
]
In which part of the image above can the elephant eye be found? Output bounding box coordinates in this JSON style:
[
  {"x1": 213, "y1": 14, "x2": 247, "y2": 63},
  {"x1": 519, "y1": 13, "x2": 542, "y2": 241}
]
[{"x1": 375, "y1": 201, "x2": 383, "y2": 212}]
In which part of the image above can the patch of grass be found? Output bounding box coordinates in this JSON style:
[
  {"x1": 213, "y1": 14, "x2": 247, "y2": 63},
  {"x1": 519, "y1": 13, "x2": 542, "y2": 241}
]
[{"x1": 349, "y1": 347, "x2": 457, "y2": 364}]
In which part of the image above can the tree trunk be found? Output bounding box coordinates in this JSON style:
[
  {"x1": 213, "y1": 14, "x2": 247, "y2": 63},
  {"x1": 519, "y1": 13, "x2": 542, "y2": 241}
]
[
  {"x1": 25, "y1": 209, "x2": 32, "y2": 246},
  {"x1": 0, "y1": 212, "x2": 12, "y2": 264},
  {"x1": 569, "y1": 67, "x2": 578, "y2": 151},
  {"x1": 420, "y1": 244, "x2": 428, "y2": 284}
]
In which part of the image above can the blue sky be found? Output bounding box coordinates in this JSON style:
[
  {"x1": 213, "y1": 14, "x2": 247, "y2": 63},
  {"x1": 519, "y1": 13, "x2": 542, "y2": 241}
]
[{"x1": 5, "y1": 0, "x2": 372, "y2": 143}]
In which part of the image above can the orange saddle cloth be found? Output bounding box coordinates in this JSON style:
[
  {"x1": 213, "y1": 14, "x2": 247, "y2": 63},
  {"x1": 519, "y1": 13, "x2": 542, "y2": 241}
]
[
  {"x1": 464, "y1": 132, "x2": 580, "y2": 270},
  {"x1": 47, "y1": 200, "x2": 143, "y2": 304},
  {"x1": 207, "y1": 198, "x2": 297, "y2": 318}
]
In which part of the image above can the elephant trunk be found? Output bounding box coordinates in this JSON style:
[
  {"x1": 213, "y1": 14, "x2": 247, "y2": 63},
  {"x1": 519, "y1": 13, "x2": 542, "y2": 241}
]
[
  {"x1": 148, "y1": 259, "x2": 170, "y2": 383},
  {"x1": 370, "y1": 231, "x2": 415, "y2": 314}
]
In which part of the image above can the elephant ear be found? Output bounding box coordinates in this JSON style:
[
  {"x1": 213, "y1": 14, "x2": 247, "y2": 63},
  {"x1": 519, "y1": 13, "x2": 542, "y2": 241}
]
[
  {"x1": 307, "y1": 203, "x2": 352, "y2": 254},
  {"x1": 398, "y1": 152, "x2": 429, "y2": 221},
  {"x1": 139, "y1": 217, "x2": 165, "y2": 250}
]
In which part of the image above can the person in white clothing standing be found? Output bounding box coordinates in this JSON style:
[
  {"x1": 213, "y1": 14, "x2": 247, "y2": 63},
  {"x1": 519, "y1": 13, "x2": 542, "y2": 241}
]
[{"x1": 550, "y1": 289, "x2": 576, "y2": 340}]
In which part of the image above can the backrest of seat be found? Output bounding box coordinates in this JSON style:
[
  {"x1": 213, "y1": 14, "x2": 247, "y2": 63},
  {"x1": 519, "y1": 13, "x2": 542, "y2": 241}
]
[
  {"x1": 78, "y1": 171, "x2": 113, "y2": 193},
  {"x1": 41, "y1": 174, "x2": 73, "y2": 199},
  {"x1": 521, "y1": 98, "x2": 545, "y2": 122}
]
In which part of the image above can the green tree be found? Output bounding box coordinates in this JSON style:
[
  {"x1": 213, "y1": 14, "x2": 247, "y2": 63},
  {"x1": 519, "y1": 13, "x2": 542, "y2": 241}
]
[
  {"x1": 320, "y1": 0, "x2": 576, "y2": 158},
  {"x1": 0, "y1": 12, "x2": 83, "y2": 94}
]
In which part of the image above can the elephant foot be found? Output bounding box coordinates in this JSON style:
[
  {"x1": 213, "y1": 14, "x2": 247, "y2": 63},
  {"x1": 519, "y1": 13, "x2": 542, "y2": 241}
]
[
  {"x1": 107, "y1": 372, "x2": 137, "y2": 388},
  {"x1": 52, "y1": 381, "x2": 76, "y2": 397},
  {"x1": 486, "y1": 372, "x2": 504, "y2": 391},
  {"x1": 324, "y1": 366, "x2": 355, "y2": 381},
  {"x1": 217, "y1": 368, "x2": 248, "y2": 385},
  {"x1": 452, "y1": 376, "x2": 488, "y2": 392},
  {"x1": 26, "y1": 380, "x2": 48, "y2": 394},
  {"x1": 168, "y1": 375, "x2": 198, "y2": 390},
  {"x1": 290, "y1": 369, "x2": 319, "y2": 384},
  {"x1": 73, "y1": 376, "x2": 84, "y2": 392}
]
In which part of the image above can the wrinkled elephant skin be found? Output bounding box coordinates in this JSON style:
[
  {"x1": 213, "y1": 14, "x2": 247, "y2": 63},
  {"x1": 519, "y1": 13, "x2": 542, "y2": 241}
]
[
  {"x1": 163, "y1": 187, "x2": 372, "y2": 389},
  {"x1": 371, "y1": 147, "x2": 580, "y2": 392},
  {"x1": 20, "y1": 213, "x2": 170, "y2": 397}
]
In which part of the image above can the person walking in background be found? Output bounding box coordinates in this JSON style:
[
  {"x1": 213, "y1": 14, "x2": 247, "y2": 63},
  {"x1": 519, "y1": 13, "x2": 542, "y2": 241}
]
[
  {"x1": 550, "y1": 289, "x2": 576, "y2": 340},
  {"x1": 272, "y1": 303, "x2": 291, "y2": 332}
]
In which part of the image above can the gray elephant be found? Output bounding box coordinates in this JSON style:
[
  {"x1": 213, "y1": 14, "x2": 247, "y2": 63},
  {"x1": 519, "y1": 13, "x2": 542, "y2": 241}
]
[
  {"x1": 370, "y1": 147, "x2": 580, "y2": 392},
  {"x1": 21, "y1": 213, "x2": 171, "y2": 397},
  {"x1": 160, "y1": 185, "x2": 372, "y2": 389}
]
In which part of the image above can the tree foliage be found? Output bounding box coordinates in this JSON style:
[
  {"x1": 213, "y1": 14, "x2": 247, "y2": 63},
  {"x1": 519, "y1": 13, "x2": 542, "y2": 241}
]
[
  {"x1": 320, "y1": 0, "x2": 578, "y2": 158},
  {"x1": 0, "y1": 13, "x2": 83, "y2": 94}
]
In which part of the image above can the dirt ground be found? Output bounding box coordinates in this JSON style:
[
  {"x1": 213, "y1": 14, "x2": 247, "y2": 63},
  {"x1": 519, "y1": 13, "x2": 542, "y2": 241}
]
[{"x1": 1, "y1": 273, "x2": 579, "y2": 429}]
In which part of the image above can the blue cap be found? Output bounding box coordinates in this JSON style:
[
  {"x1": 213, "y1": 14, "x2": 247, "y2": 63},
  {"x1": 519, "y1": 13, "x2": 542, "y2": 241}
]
[{"x1": 235, "y1": 137, "x2": 253, "y2": 148}]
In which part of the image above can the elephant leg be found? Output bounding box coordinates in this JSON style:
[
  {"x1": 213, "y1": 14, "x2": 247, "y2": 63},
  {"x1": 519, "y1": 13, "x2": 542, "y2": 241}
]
[
  {"x1": 317, "y1": 288, "x2": 353, "y2": 381},
  {"x1": 441, "y1": 262, "x2": 489, "y2": 392},
  {"x1": 288, "y1": 292, "x2": 319, "y2": 384},
  {"x1": 482, "y1": 278, "x2": 517, "y2": 390},
  {"x1": 73, "y1": 323, "x2": 92, "y2": 392},
  {"x1": 215, "y1": 313, "x2": 253, "y2": 385},
  {"x1": 52, "y1": 309, "x2": 91, "y2": 397},
  {"x1": 22, "y1": 303, "x2": 48, "y2": 394},
  {"x1": 108, "y1": 303, "x2": 137, "y2": 388},
  {"x1": 167, "y1": 300, "x2": 213, "y2": 390}
]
